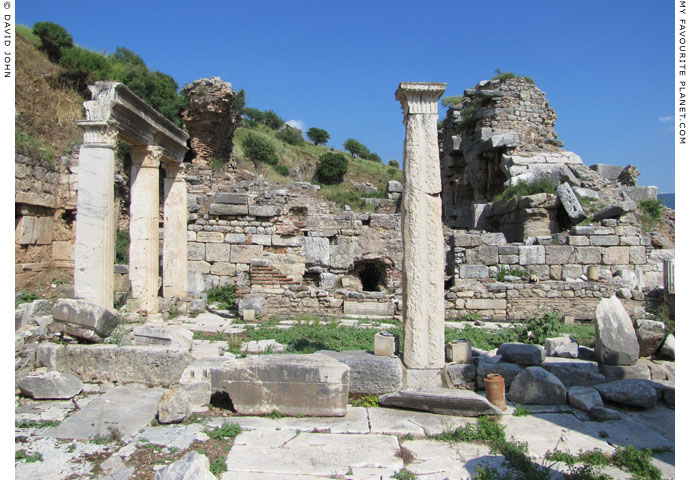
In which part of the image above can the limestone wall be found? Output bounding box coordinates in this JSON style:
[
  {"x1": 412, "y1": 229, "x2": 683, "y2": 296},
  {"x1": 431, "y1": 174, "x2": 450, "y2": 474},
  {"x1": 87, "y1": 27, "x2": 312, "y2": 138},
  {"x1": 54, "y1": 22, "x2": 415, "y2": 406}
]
[{"x1": 15, "y1": 153, "x2": 79, "y2": 283}]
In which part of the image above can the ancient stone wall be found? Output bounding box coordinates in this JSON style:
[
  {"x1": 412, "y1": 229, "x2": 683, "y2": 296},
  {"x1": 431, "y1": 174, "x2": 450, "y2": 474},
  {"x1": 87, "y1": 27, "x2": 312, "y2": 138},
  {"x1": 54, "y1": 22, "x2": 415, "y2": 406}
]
[{"x1": 15, "y1": 152, "x2": 79, "y2": 284}]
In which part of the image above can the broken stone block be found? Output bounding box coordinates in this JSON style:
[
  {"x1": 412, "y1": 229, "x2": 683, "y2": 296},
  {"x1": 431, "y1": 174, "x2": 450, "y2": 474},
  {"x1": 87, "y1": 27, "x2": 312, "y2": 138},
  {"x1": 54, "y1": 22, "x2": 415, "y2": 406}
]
[
  {"x1": 52, "y1": 298, "x2": 120, "y2": 341},
  {"x1": 658, "y1": 334, "x2": 675, "y2": 360},
  {"x1": 238, "y1": 296, "x2": 267, "y2": 318},
  {"x1": 540, "y1": 358, "x2": 606, "y2": 387},
  {"x1": 544, "y1": 337, "x2": 579, "y2": 358},
  {"x1": 634, "y1": 319, "x2": 666, "y2": 357},
  {"x1": 446, "y1": 340, "x2": 472, "y2": 363},
  {"x1": 157, "y1": 389, "x2": 192, "y2": 424},
  {"x1": 567, "y1": 386, "x2": 603, "y2": 412},
  {"x1": 378, "y1": 389, "x2": 502, "y2": 416},
  {"x1": 445, "y1": 363, "x2": 477, "y2": 390},
  {"x1": 556, "y1": 183, "x2": 586, "y2": 222},
  {"x1": 17, "y1": 371, "x2": 83, "y2": 399},
  {"x1": 600, "y1": 363, "x2": 651, "y2": 382},
  {"x1": 153, "y1": 451, "x2": 216, "y2": 480},
  {"x1": 220, "y1": 354, "x2": 349, "y2": 416},
  {"x1": 594, "y1": 379, "x2": 657, "y2": 408},
  {"x1": 374, "y1": 332, "x2": 398, "y2": 356},
  {"x1": 496, "y1": 343, "x2": 545, "y2": 366},
  {"x1": 592, "y1": 200, "x2": 637, "y2": 221},
  {"x1": 594, "y1": 296, "x2": 639, "y2": 366},
  {"x1": 133, "y1": 325, "x2": 194, "y2": 351},
  {"x1": 508, "y1": 367, "x2": 567, "y2": 405},
  {"x1": 15, "y1": 300, "x2": 53, "y2": 331},
  {"x1": 318, "y1": 350, "x2": 403, "y2": 395},
  {"x1": 617, "y1": 164, "x2": 640, "y2": 186},
  {"x1": 590, "y1": 164, "x2": 624, "y2": 180}
]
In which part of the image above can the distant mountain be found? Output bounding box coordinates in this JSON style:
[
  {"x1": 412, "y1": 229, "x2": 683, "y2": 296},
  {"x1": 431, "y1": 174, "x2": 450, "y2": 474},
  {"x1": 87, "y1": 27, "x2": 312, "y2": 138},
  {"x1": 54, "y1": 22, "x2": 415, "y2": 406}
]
[{"x1": 658, "y1": 193, "x2": 675, "y2": 209}]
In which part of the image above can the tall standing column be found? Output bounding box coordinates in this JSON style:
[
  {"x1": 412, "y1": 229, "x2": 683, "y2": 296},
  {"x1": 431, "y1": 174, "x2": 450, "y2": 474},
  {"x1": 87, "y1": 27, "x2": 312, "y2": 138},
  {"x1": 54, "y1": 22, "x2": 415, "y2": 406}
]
[
  {"x1": 163, "y1": 162, "x2": 188, "y2": 298},
  {"x1": 129, "y1": 145, "x2": 162, "y2": 313},
  {"x1": 74, "y1": 121, "x2": 117, "y2": 309},
  {"x1": 396, "y1": 82, "x2": 447, "y2": 384}
]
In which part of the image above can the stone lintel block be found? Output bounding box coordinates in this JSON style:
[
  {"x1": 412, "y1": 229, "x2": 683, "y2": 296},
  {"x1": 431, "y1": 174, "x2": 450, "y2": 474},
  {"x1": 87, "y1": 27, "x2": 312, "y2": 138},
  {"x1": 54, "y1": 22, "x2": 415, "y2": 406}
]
[
  {"x1": 230, "y1": 245, "x2": 263, "y2": 263},
  {"x1": 272, "y1": 235, "x2": 305, "y2": 247},
  {"x1": 458, "y1": 265, "x2": 489, "y2": 279},
  {"x1": 220, "y1": 354, "x2": 349, "y2": 416},
  {"x1": 568, "y1": 236, "x2": 590, "y2": 246},
  {"x1": 248, "y1": 205, "x2": 281, "y2": 217},
  {"x1": 602, "y1": 246, "x2": 630, "y2": 265},
  {"x1": 374, "y1": 332, "x2": 399, "y2": 356},
  {"x1": 213, "y1": 192, "x2": 247, "y2": 205},
  {"x1": 379, "y1": 389, "x2": 501, "y2": 416},
  {"x1": 209, "y1": 262, "x2": 236, "y2": 276},
  {"x1": 196, "y1": 231, "x2": 225, "y2": 243},
  {"x1": 209, "y1": 204, "x2": 248, "y2": 216},
  {"x1": 344, "y1": 301, "x2": 394, "y2": 316},
  {"x1": 465, "y1": 299, "x2": 507, "y2": 310}
]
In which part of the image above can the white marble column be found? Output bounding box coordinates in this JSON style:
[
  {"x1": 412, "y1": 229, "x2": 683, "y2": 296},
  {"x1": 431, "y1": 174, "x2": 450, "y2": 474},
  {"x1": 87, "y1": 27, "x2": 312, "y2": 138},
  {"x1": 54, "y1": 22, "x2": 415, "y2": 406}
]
[
  {"x1": 163, "y1": 162, "x2": 188, "y2": 298},
  {"x1": 396, "y1": 82, "x2": 447, "y2": 382},
  {"x1": 74, "y1": 121, "x2": 117, "y2": 309},
  {"x1": 129, "y1": 145, "x2": 162, "y2": 313}
]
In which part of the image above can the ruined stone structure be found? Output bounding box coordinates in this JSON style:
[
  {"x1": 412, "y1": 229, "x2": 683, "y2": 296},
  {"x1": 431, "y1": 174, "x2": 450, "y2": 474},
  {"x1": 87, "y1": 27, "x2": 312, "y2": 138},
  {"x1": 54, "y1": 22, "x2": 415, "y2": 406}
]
[
  {"x1": 74, "y1": 82, "x2": 188, "y2": 311},
  {"x1": 181, "y1": 77, "x2": 242, "y2": 168}
]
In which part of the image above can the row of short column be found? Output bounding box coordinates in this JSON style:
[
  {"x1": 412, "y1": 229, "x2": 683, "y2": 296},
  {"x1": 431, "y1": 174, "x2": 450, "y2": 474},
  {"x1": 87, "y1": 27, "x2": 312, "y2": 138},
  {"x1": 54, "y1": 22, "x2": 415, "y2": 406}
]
[{"x1": 74, "y1": 122, "x2": 187, "y2": 313}]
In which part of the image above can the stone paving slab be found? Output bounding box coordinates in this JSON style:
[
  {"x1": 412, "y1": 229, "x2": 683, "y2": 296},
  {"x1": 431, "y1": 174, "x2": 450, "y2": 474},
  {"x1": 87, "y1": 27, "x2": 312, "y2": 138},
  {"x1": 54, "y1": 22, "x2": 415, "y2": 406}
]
[
  {"x1": 191, "y1": 339, "x2": 230, "y2": 359},
  {"x1": 14, "y1": 436, "x2": 112, "y2": 480},
  {"x1": 403, "y1": 439, "x2": 509, "y2": 479},
  {"x1": 40, "y1": 387, "x2": 163, "y2": 440},
  {"x1": 368, "y1": 406, "x2": 473, "y2": 437},
  {"x1": 136, "y1": 423, "x2": 209, "y2": 449},
  {"x1": 621, "y1": 406, "x2": 675, "y2": 443},
  {"x1": 595, "y1": 417, "x2": 674, "y2": 450},
  {"x1": 16, "y1": 396, "x2": 98, "y2": 423},
  {"x1": 224, "y1": 430, "x2": 403, "y2": 478},
  {"x1": 207, "y1": 407, "x2": 370, "y2": 434},
  {"x1": 502, "y1": 413, "x2": 615, "y2": 458}
]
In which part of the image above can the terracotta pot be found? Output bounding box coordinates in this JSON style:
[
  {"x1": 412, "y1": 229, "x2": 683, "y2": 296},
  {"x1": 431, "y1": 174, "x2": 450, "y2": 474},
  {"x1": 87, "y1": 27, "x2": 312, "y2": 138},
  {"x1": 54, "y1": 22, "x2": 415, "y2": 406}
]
[{"x1": 484, "y1": 373, "x2": 506, "y2": 411}]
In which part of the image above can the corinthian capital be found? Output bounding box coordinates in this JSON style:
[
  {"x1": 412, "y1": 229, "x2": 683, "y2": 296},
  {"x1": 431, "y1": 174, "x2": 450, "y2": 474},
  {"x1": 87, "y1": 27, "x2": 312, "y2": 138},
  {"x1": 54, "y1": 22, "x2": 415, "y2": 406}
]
[{"x1": 131, "y1": 145, "x2": 163, "y2": 168}]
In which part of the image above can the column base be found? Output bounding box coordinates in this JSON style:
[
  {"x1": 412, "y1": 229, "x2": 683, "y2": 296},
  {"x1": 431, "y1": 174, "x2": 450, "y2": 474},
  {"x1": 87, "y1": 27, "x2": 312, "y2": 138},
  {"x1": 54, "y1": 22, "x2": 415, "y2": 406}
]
[{"x1": 403, "y1": 368, "x2": 444, "y2": 390}]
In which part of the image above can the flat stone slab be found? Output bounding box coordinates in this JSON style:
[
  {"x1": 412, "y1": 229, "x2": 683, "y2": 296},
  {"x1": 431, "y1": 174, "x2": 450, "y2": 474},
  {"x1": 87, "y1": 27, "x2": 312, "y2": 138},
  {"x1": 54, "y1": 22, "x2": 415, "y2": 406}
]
[
  {"x1": 17, "y1": 371, "x2": 83, "y2": 399},
  {"x1": 595, "y1": 416, "x2": 674, "y2": 450},
  {"x1": 594, "y1": 379, "x2": 657, "y2": 408},
  {"x1": 224, "y1": 430, "x2": 402, "y2": 478},
  {"x1": 404, "y1": 440, "x2": 509, "y2": 479},
  {"x1": 502, "y1": 413, "x2": 615, "y2": 458},
  {"x1": 207, "y1": 407, "x2": 370, "y2": 434},
  {"x1": 540, "y1": 357, "x2": 606, "y2": 387},
  {"x1": 342, "y1": 301, "x2": 394, "y2": 316},
  {"x1": 136, "y1": 423, "x2": 208, "y2": 450},
  {"x1": 497, "y1": 343, "x2": 545, "y2": 365},
  {"x1": 378, "y1": 389, "x2": 502, "y2": 416},
  {"x1": 317, "y1": 350, "x2": 403, "y2": 394},
  {"x1": 220, "y1": 354, "x2": 349, "y2": 416},
  {"x1": 368, "y1": 407, "x2": 474, "y2": 437},
  {"x1": 41, "y1": 387, "x2": 163, "y2": 440}
]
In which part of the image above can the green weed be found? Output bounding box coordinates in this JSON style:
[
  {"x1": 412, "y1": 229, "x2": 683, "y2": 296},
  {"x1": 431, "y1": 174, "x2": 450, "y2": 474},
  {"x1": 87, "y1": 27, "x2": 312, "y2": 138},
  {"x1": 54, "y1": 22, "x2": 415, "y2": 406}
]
[
  {"x1": 513, "y1": 407, "x2": 531, "y2": 417},
  {"x1": 207, "y1": 423, "x2": 242, "y2": 440},
  {"x1": 15, "y1": 449, "x2": 43, "y2": 463},
  {"x1": 350, "y1": 394, "x2": 379, "y2": 408},
  {"x1": 209, "y1": 457, "x2": 228, "y2": 475}
]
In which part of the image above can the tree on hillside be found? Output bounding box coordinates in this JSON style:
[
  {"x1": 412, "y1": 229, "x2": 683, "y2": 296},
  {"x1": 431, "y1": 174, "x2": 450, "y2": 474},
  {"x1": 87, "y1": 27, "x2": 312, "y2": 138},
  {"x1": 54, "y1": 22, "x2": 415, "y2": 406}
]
[
  {"x1": 263, "y1": 110, "x2": 285, "y2": 130},
  {"x1": 111, "y1": 47, "x2": 146, "y2": 67},
  {"x1": 388, "y1": 159, "x2": 400, "y2": 168},
  {"x1": 367, "y1": 152, "x2": 382, "y2": 163},
  {"x1": 343, "y1": 138, "x2": 370, "y2": 158},
  {"x1": 316, "y1": 152, "x2": 348, "y2": 184},
  {"x1": 242, "y1": 132, "x2": 278, "y2": 167},
  {"x1": 33, "y1": 22, "x2": 73, "y2": 62},
  {"x1": 242, "y1": 107, "x2": 265, "y2": 126},
  {"x1": 276, "y1": 125, "x2": 305, "y2": 146},
  {"x1": 306, "y1": 127, "x2": 330, "y2": 145}
]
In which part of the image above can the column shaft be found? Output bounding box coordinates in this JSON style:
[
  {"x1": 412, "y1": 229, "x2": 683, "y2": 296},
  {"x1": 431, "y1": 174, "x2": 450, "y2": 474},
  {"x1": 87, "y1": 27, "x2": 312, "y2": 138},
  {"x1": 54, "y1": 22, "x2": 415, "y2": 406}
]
[
  {"x1": 163, "y1": 162, "x2": 188, "y2": 298},
  {"x1": 129, "y1": 146, "x2": 162, "y2": 313},
  {"x1": 396, "y1": 83, "x2": 447, "y2": 370},
  {"x1": 74, "y1": 139, "x2": 116, "y2": 309}
]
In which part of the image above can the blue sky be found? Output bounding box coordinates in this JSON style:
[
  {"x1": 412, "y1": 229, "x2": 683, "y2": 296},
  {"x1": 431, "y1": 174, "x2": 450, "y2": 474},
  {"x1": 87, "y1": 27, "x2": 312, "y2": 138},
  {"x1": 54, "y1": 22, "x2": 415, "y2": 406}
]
[{"x1": 18, "y1": 0, "x2": 675, "y2": 193}]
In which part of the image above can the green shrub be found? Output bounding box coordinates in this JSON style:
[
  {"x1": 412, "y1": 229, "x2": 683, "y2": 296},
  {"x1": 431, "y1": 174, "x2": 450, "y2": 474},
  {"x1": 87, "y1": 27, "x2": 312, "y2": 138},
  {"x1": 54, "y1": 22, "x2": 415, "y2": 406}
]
[
  {"x1": 272, "y1": 163, "x2": 290, "y2": 176},
  {"x1": 207, "y1": 423, "x2": 242, "y2": 440},
  {"x1": 306, "y1": 127, "x2": 330, "y2": 145},
  {"x1": 206, "y1": 284, "x2": 237, "y2": 310},
  {"x1": 435, "y1": 415, "x2": 505, "y2": 443},
  {"x1": 392, "y1": 470, "x2": 417, "y2": 480},
  {"x1": 242, "y1": 132, "x2": 278, "y2": 166},
  {"x1": 263, "y1": 110, "x2": 284, "y2": 130},
  {"x1": 33, "y1": 21, "x2": 73, "y2": 62},
  {"x1": 388, "y1": 159, "x2": 400, "y2": 169},
  {"x1": 242, "y1": 108, "x2": 265, "y2": 124},
  {"x1": 638, "y1": 199, "x2": 664, "y2": 233},
  {"x1": 276, "y1": 125, "x2": 304, "y2": 146},
  {"x1": 517, "y1": 310, "x2": 561, "y2": 345},
  {"x1": 492, "y1": 179, "x2": 556, "y2": 203},
  {"x1": 513, "y1": 407, "x2": 530, "y2": 417},
  {"x1": 441, "y1": 95, "x2": 464, "y2": 107},
  {"x1": 366, "y1": 152, "x2": 382, "y2": 163},
  {"x1": 115, "y1": 229, "x2": 129, "y2": 264},
  {"x1": 492, "y1": 69, "x2": 516, "y2": 82},
  {"x1": 612, "y1": 445, "x2": 662, "y2": 480},
  {"x1": 316, "y1": 152, "x2": 348, "y2": 184}
]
